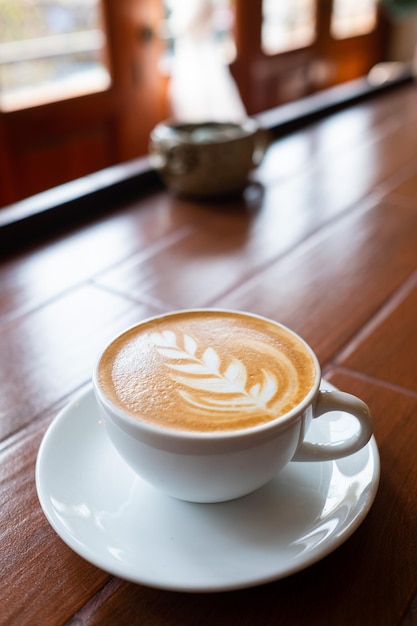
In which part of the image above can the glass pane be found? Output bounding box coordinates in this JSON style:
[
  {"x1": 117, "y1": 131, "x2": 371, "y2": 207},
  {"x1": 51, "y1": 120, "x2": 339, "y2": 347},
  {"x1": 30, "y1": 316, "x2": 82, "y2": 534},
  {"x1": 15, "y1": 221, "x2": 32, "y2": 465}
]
[
  {"x1": 0, "y1": 0, "x2": 110, "y2": 111},
  {"x1": 262, "y1": 0, "x2": 316, "y2": 55},
  {"x1": 331, "y1": 0, "x2": 378, "y2": 39},
  {"x1": 160, "y1": 0, "x2": 236, "y2": 68}
]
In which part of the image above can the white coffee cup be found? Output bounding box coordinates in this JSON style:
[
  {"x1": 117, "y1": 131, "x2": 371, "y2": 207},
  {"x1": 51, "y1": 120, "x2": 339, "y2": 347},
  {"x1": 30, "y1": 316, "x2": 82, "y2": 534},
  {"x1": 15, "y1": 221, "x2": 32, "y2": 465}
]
[{"x1": 93, "y1": 309, "x2": 373, "y2": 503}]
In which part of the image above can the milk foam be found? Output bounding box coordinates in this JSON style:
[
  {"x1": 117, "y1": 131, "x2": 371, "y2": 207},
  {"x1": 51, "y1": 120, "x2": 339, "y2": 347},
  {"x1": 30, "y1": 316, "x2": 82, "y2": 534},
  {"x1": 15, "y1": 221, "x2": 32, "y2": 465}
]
[{"x1": 98, "y1": 311, "x2": 316, "y2": 432}]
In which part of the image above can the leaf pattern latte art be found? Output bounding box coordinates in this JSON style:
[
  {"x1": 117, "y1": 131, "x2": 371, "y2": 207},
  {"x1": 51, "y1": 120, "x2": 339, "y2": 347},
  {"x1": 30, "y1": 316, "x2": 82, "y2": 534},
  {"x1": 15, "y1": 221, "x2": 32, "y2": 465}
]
[{"x1": 149, "y1": 330, "x2": 279, "y2": 416}]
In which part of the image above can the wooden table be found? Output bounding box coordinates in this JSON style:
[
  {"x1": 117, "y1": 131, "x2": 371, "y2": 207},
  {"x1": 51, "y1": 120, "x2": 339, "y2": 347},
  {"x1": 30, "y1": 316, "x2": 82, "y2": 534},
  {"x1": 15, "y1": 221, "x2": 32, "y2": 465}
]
[{"x1": 2, "y1": 80, "x2": 417, "y2": 626}]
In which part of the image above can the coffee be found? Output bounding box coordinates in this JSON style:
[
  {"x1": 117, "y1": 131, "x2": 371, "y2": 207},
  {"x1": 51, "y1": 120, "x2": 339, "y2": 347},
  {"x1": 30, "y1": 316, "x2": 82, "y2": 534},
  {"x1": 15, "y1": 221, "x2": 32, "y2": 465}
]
[{"x1": 97, "y1": 310, "x2": 317, "y2": 432}]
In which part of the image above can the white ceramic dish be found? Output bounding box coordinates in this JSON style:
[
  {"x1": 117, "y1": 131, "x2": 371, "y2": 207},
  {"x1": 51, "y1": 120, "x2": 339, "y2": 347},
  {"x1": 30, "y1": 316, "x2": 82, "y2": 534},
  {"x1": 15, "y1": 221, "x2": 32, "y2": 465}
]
[{"x1": 36, "y1": 381, "x2": 379, "y2": 592}]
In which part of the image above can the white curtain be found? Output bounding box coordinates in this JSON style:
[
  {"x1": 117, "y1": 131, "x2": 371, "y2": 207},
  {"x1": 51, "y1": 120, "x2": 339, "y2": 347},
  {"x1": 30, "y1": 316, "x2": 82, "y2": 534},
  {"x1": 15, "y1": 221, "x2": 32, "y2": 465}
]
[{"x1": 166, "y1": 0, "x2": 247, "y2": 122}]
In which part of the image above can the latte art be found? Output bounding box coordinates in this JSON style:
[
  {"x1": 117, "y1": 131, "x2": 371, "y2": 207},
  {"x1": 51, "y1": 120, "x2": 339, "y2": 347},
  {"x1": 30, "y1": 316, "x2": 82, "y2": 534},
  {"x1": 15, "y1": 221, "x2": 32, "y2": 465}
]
[
  {"x1": 150, "y1": 330, "x2": 297, "y2": 419},
  {"x1": 97, "y1": 311, "x2": 317, "y2": 432}
]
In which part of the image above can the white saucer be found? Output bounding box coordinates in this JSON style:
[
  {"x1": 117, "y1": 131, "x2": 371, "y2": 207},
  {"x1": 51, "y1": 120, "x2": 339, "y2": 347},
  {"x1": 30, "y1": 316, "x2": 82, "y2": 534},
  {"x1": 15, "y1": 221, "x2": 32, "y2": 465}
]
[{"x1": 36, "y1": 382, "x2": 379, "y2": 593}]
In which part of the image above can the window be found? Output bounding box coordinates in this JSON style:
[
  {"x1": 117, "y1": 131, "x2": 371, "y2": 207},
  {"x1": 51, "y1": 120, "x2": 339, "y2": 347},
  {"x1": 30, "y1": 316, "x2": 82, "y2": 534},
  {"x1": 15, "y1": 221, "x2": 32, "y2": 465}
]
[
  {"x1": 331, "y1": 0, "x2": 378, "y2": 39},
  {"x1": 160, "y1": 0, "x2": 236, "y2": 68},
  {"x1": 262, "y1": 0, "x2": 316, "y2": 55},
  {"x1": 0, "y1": 0, "x2": 110, "y2": 111}
]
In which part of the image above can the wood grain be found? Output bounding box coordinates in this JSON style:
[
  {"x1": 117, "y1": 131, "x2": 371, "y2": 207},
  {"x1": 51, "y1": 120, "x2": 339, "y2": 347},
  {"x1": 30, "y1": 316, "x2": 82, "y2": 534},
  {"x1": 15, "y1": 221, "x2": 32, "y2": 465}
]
[{"x1": 337, "y1": 272, "x2": 417, "y2": 394}]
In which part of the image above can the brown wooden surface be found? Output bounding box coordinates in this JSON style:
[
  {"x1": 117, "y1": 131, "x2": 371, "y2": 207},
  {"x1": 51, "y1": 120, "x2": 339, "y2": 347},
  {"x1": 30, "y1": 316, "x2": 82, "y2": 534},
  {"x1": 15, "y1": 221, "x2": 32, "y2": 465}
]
[{"x1": 1, "y1": 82, "x2": 417, "y2": 625}]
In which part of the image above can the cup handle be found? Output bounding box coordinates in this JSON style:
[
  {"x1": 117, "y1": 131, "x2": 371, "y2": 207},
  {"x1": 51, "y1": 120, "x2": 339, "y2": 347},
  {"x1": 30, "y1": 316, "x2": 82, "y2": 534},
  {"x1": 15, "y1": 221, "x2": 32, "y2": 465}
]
[
  {"x1": 150, "y1": 143, "x2": 197, "y2": 176},
  {"x1": 292, "y1": 389, "x2": 373, "y2": 462}
]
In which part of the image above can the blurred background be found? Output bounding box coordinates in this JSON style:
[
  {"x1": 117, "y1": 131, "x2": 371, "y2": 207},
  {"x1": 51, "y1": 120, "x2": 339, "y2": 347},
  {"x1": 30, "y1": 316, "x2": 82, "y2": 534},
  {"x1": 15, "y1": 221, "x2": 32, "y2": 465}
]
[{"x1": 1, "y1": 0, "x2": 416, "y2": 208}]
